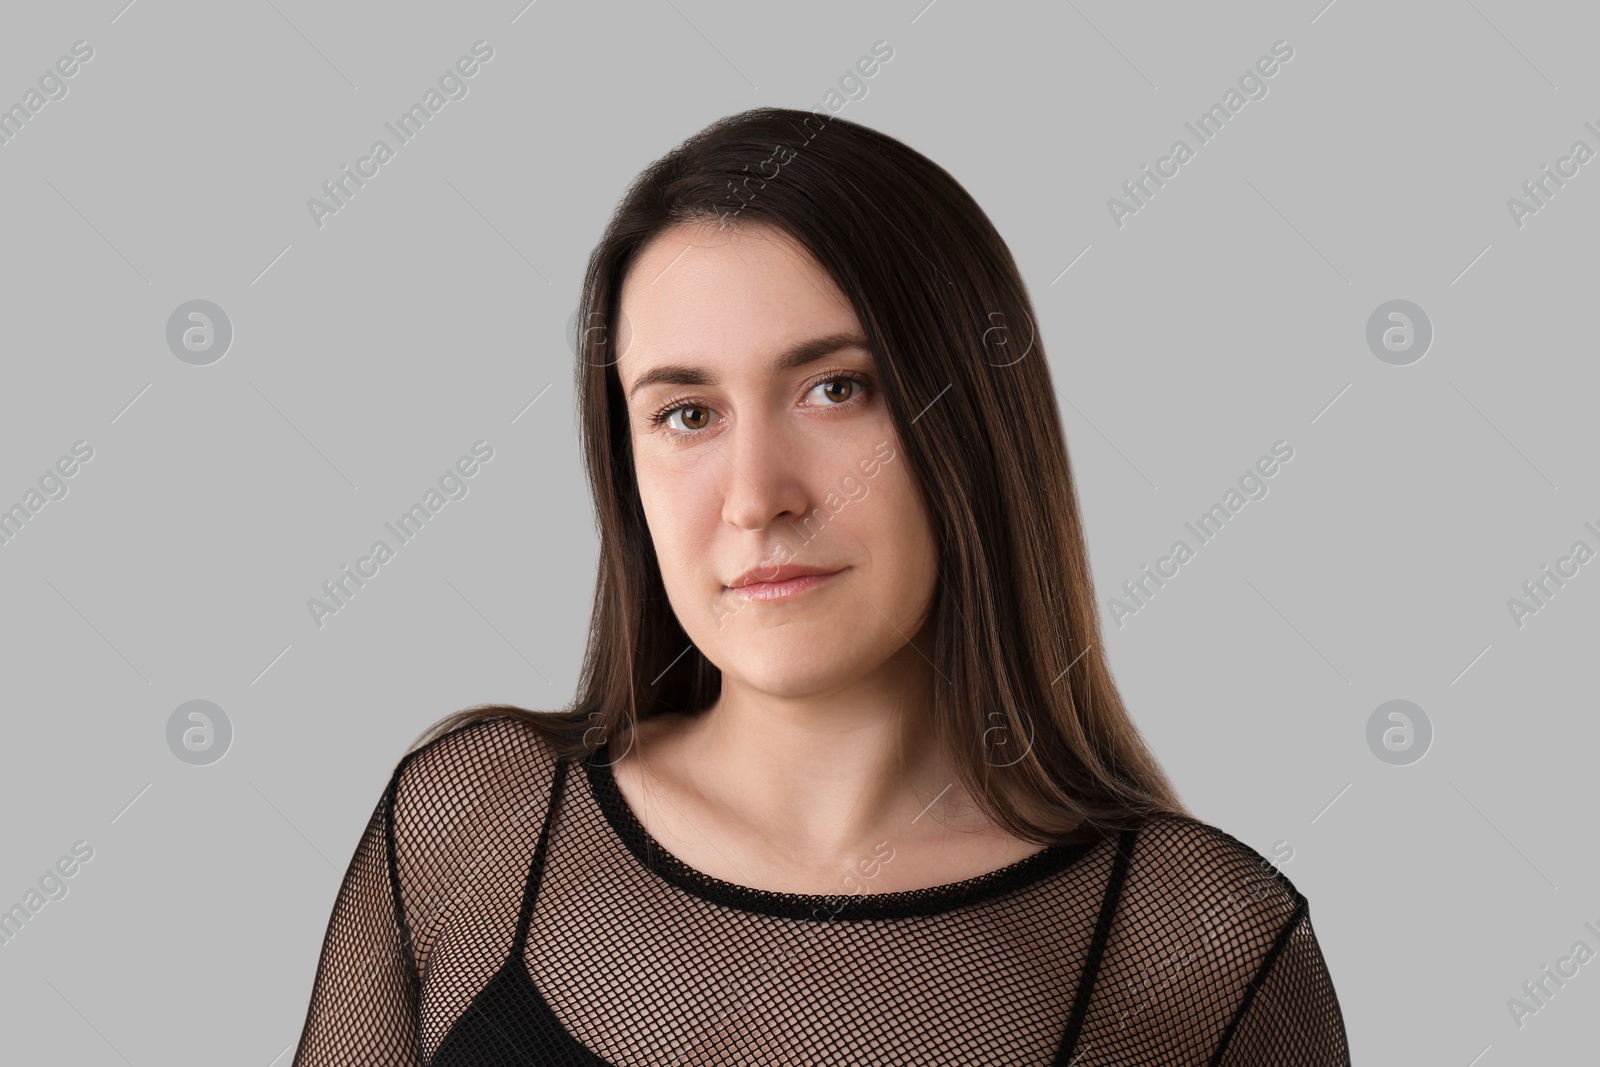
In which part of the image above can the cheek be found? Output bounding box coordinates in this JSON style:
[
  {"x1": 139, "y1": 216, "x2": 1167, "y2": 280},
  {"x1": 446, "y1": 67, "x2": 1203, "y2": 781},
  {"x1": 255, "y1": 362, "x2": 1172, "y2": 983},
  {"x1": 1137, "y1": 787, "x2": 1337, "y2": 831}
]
[
  {"x1": 635, "y1": 460, "x2": 712, "y2": 583},
  {"x1": 843, "y1": 446, "x2": 937, "y2": 592},
  {"x1": 876, "y1": 473, "x2": 938, "y2": 586},
  {"x1": 634, "y1": 469, "x2": 667, "y2": 549}
]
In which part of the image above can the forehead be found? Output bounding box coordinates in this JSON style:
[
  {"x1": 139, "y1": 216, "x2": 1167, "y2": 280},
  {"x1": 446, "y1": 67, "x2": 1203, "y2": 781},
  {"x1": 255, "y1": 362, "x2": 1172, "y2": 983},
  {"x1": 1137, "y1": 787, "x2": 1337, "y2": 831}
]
[{"x1": 616, "y1": 221, "x2": 860, "y2": 378}]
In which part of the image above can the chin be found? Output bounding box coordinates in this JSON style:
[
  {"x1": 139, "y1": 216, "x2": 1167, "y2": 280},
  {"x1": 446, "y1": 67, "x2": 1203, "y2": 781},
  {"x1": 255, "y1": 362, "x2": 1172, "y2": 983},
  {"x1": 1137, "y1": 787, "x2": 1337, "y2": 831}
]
[{"x1": 719, "y1": 643, "x2": 849, "y2": 695}]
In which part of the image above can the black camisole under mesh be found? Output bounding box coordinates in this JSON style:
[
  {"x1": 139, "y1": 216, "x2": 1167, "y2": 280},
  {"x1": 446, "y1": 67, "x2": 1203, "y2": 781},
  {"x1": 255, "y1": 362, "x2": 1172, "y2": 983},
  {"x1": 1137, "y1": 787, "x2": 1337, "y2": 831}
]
[{"x1": 289, "y1": 716, "x2": 1351, "y2": 1065}]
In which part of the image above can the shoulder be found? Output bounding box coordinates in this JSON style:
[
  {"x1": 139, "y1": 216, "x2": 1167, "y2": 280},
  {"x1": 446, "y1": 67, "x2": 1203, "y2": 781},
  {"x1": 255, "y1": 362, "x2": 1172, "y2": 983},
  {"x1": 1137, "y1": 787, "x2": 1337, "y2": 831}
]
[
  {"x1": 395, "y1": 711, "x2": 565, "y2": 791},
  {"x1": 1101, "y1": 813, "x2": 1318, "y2": 1045},
  {"x1": 383, "y1": 711, "x2": 575, "y2": 871},
  {"x1": 382, "y1": 713, "x2": 576, "y2": 931},
  {"x1": 388, "y1": 713, "x2": 576, "y2": 831},
  {"x1": 366, "y1": 711, "x2": 578, "y2": 977},
  {"x1": 1123, "y1": 811, "x2": 1307, "y2": 923}
]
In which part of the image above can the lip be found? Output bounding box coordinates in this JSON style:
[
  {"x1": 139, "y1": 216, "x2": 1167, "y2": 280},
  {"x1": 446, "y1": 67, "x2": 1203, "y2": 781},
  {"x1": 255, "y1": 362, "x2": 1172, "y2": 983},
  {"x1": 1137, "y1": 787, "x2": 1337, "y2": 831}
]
[{"x1": 725, "y1": 564, "x2": 846, "y2": 602}]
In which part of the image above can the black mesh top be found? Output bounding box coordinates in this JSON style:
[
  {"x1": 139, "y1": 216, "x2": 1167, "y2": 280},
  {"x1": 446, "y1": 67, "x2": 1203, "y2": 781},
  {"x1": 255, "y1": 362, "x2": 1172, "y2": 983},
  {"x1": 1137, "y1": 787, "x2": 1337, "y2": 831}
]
[{"x1": 289, "y1": 715, "x2": 1351, "y2": 1065}]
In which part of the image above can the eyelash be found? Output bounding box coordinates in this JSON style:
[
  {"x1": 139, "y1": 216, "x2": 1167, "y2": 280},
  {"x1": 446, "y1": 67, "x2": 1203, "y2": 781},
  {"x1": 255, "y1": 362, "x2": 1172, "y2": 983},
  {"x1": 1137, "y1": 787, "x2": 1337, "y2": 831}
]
[{"x1": 646, "y1": 370, "x2": 872, "y2": 441}]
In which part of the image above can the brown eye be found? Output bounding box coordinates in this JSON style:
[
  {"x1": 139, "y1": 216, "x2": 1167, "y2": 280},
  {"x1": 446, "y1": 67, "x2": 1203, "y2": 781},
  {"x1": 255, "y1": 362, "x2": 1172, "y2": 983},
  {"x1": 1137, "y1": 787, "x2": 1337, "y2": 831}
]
[
  {"x1": 647, "y1": 399, "x2": 718, "y2": 436},
  {"x1": 809, "y1": 374, "x2": 867, "y2": 406},
  {"x1": 820, "y1": 379, "x2": 855, "y2": 403}
]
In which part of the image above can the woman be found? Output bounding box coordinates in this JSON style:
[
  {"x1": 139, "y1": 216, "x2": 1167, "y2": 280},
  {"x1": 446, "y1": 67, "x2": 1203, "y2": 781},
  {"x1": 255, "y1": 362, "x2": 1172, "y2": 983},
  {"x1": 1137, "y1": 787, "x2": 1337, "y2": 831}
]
[{"x1": 290, "y1": 106, "x2": 1350, "y2": 1065}]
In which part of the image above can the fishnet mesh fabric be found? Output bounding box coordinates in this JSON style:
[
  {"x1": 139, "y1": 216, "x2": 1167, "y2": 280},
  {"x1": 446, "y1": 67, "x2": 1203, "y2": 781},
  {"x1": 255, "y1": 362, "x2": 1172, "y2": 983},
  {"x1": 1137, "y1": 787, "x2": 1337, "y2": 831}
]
[{"x1": 290, "y1": 717, "x2": 1350, "y2": 1065}]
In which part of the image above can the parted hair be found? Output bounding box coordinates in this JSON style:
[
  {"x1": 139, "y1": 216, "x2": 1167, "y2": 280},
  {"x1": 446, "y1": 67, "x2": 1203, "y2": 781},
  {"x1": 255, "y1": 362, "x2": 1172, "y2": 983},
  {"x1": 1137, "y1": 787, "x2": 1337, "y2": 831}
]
[{"x1": 416, "y1": 106, "x2": 1189, "y2": 843}]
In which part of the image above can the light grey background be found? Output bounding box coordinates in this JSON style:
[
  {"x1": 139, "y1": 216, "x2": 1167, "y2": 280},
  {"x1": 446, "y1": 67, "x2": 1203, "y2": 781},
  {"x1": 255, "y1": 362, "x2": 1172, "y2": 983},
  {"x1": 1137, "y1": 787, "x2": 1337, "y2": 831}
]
[{"x1": 2, "y1": 0, "x2": 1595, "y2": 1062}]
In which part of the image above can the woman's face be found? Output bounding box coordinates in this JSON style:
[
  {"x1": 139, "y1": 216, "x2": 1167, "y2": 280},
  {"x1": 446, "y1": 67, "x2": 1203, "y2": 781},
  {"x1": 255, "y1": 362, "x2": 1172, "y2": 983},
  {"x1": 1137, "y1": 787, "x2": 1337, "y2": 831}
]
[{"x1": 616, "y1": 220, "x2": 938, "y2": 699}]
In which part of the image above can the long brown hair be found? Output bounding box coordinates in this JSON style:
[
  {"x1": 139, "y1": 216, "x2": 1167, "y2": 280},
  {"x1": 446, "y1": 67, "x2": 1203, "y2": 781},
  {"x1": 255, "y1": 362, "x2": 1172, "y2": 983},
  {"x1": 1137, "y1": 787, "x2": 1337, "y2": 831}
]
[{"x1": 416, "y1": 106, "x2": 1189, "y2": 843}]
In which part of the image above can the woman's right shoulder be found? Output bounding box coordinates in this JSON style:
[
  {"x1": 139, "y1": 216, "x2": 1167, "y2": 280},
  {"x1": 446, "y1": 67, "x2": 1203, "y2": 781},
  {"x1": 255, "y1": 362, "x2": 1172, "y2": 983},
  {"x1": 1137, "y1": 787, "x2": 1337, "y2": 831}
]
[{"x1": 381, "y1": 708, "x2": 585, "y2": 855}]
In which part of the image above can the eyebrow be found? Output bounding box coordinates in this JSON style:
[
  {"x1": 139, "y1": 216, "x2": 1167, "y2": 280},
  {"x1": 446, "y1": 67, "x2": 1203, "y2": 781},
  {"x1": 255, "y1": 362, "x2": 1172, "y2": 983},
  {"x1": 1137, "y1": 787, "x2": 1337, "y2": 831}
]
[{"x1": 624, "y1": 331, "x2": 871, "y2": 402}]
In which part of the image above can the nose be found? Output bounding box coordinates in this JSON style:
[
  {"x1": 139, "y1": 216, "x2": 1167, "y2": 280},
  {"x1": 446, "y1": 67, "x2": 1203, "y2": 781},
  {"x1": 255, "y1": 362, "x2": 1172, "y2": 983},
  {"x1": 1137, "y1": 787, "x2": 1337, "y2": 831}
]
[{"x1": 718, "y1": 415, "x2": 810, "y2": 532}]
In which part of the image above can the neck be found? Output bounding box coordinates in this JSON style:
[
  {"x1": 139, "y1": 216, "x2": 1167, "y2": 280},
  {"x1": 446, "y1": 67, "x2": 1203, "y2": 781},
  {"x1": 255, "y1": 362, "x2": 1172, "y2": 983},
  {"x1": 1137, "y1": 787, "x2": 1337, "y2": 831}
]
[{"x1": 678, "y1": 646, "x2": 975, "y2": 860}]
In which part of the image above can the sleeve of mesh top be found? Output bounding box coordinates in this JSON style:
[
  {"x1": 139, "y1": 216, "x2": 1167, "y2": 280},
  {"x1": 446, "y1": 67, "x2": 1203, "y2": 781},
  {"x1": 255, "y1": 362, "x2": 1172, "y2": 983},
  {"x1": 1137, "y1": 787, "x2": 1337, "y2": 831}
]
[
  {"x1": 1214, "y1": 905, "x2": 1351, "y2": 1066},
  {"x1": 289, "y1": 764, "x2": 422, "y2": 1067}
]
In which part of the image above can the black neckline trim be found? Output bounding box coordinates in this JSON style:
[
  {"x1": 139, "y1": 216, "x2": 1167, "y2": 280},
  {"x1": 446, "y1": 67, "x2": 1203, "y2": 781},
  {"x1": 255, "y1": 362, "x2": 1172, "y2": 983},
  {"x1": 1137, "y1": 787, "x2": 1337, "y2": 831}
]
[{"x1": 580, "y1": 746, "x2": 1102, "y2": 921}]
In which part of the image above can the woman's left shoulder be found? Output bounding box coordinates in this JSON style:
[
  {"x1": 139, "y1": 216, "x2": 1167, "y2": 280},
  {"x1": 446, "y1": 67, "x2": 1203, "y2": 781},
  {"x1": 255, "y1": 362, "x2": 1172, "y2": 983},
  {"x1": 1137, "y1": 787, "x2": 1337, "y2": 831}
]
[
  {"x1": 1121, "y1": 811, "x2": 1308, "y2": 912},
  {"x1": 1107, "y1": 811, "x2": 1321, "y2": 979},
  {"x1": 1099, "y1": 812, "x2": 1348, "y2": 1062}
]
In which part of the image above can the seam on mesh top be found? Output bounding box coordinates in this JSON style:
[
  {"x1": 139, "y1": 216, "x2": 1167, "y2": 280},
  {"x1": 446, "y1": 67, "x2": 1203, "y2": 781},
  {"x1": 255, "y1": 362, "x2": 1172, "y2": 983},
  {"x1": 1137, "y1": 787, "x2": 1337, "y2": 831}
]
[
  {"x1": 382, "y1": 751, "x2": 424, "y2": 1063},
  {"x1": 1056, "y1": 824, "x2": 1139, "y2": 1061},
  {"x1": 1206, "y1": 896, "x2": 1310, "y2": 1066},
  {"x1": 386, "y1": 717, "x2": 548, "y2": 985}
]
